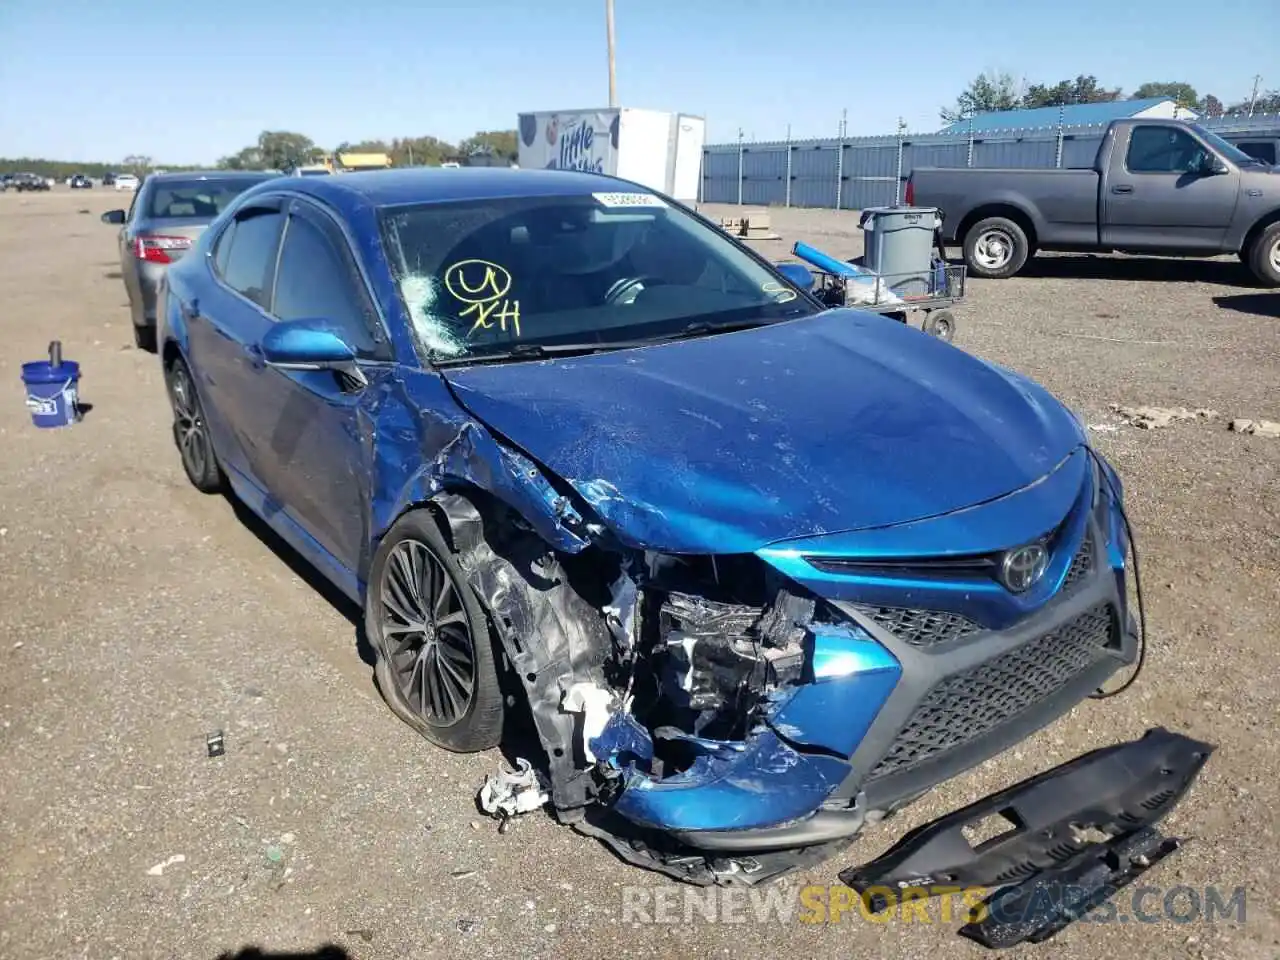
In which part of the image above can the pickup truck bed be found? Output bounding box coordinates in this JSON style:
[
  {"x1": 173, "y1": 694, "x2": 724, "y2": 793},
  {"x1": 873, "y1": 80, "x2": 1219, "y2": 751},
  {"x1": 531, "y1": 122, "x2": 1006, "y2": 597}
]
[{"x1": 908, "y1": 118, "x2": 1280, "y2": 286}]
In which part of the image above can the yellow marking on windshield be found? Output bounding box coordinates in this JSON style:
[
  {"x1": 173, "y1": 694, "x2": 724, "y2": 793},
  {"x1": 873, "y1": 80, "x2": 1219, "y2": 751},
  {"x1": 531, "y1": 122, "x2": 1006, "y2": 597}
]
[
  {"x1": 445, "y1": 259, "x2": 512, "y2": 302},
  {"x1": 444, "y1": 259, "x2": 522, "y2": 337},
  {"x1": 762, "y1": 280, "x2": 798, "y2": 303}
]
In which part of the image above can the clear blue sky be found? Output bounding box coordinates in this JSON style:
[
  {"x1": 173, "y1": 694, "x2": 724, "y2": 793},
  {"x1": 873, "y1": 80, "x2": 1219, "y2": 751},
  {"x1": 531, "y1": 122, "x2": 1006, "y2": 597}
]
[{"x1": 0, "y1": 0, "x2": 1272, "y2": 164}]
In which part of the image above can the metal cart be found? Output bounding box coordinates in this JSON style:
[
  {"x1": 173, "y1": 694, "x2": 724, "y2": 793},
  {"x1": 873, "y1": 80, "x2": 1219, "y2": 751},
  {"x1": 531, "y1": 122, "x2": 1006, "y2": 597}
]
[{"x1": 785, "y1": 239, "x2": 967, "y2": 342}]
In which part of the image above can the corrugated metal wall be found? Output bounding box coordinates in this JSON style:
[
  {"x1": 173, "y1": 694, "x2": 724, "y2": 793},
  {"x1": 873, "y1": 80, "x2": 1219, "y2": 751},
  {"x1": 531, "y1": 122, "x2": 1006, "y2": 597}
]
[{"x1": 701, "y1": 115, "x2": 1280, "y2": 208}]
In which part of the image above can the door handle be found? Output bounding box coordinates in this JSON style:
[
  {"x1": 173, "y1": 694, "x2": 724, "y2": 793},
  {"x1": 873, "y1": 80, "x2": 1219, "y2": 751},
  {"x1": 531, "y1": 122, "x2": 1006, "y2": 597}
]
[{"x1": 1111, "y1": 184, "x2": 1134, "y2": 194}]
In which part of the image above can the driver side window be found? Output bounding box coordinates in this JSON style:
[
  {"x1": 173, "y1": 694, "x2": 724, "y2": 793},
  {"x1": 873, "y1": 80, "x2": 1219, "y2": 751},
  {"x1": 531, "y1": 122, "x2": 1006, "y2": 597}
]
[
  {"x1": 272, "y1": 210, "x2": 379, "y2": 356},
  {"x1": 1126, "y1": 126, "x2": 1208, "y2": 174}
]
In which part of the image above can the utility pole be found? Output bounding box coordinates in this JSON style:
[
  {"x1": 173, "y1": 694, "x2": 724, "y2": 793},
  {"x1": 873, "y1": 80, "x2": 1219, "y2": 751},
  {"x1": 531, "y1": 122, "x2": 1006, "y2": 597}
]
[
  {"x1": 606, "y1": 0, "x2": 618, "y2": 107},
  {"x1": 1247, "y1": 74, "x2": 1262, "y2": 117}
]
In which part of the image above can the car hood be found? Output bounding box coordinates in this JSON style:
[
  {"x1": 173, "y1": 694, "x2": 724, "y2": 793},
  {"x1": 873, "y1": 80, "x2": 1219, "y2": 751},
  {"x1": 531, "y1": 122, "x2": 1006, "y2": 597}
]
[{"x1": 442, "y1": 309, "x2": 1084, "y2": 554}]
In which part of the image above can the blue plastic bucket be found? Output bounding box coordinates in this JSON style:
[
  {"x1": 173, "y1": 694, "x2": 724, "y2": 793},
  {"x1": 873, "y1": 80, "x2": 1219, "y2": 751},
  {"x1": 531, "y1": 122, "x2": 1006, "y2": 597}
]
[{"x1": 21, "y1": 358, "x2": 81, "y2": 428}]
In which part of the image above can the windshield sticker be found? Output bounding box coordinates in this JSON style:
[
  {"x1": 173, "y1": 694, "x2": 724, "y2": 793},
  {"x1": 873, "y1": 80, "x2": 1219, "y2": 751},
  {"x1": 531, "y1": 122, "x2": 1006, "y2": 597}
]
[
  {"x1": 444, "y1": 259, "x2": 522, "y2": 337},
  {"x1": 592, "y1": 192, "x2": 667, "y2": 208},
  {"x1": 761, "y1": 280, "x2": 798, "y2": 303},
  {"x1": 399, "y1": 273, "x2": 466, "y2": 357}
]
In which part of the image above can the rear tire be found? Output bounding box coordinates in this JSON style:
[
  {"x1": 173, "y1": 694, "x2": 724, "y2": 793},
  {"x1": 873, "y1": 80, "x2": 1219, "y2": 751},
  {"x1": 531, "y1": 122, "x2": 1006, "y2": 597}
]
[
  {"x1": 1246, "y1": 222, "x2": 1280, "y2": 287},
  {"x1": 963, "y1": 216, "x2": 1030, "y2": 279},
  {"x1": 367, "y1": 509, "x2": 504, "y2": 753}
]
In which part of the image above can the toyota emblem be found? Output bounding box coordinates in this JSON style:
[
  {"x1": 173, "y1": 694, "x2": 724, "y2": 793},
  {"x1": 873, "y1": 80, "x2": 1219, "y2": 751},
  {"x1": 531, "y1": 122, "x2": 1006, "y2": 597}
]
[{"x1": 1000, "y1": 543, "x2": 1049, "y2": 593}]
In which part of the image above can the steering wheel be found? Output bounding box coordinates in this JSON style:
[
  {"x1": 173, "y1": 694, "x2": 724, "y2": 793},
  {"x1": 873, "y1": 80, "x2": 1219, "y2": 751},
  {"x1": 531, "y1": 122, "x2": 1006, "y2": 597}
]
[{"x1": 605, "y1": 275, "x2": 662, "y2": 305}]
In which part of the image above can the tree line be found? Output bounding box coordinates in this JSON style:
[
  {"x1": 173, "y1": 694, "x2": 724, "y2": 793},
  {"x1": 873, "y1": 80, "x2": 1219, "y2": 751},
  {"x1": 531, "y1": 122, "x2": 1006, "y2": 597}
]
[
  {"x1": 941, "y1": 74, "x2": 1280, "y2": 123},
  {"x1": 0, "y1": 129, "x2": 520, "y2": 180},
  {"x1": 215, "y1": 129, "x2": 519, "y2": 171}
]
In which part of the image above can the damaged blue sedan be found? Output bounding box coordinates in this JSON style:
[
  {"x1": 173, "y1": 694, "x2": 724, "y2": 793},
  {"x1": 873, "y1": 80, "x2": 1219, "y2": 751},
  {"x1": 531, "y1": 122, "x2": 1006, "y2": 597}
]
[{"x1": 158, "y1": 168, "x2": 1140, "y2": 885}]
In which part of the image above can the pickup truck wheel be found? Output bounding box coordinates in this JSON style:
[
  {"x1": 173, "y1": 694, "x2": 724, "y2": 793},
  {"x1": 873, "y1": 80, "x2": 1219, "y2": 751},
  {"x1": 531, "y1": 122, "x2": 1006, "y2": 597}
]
[
  {"x1": 1246, "y1": 223, "x2": 1280, "y2": 287},
  {"x1": 964, "y1": 217, "x2": 1029, "y2": 279}
]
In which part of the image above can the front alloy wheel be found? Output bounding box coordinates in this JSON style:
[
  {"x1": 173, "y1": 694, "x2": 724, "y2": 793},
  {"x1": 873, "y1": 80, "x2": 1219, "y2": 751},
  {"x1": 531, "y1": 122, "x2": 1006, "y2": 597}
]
[
  {"x1": 368, "y1": 509, "x2": 504, "y2": 753},
  {"x1": 380, "y1": 539, "x2": 476, "y2": 727}
]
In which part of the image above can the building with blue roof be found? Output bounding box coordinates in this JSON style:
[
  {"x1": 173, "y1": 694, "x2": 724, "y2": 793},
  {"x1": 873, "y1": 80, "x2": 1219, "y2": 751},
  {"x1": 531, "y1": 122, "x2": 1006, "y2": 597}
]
[{"x1": 940, "y1": 97, "x2": 1198, "y2": 134}]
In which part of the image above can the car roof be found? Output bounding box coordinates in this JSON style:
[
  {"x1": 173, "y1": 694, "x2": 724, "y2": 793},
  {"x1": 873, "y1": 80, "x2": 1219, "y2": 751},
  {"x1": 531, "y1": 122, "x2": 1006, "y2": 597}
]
[
  {"x1": 143, "y1": 170, "x2": 271, "y2": 183},
  {"x1": 276, "y1": 167, "x2": 655, "y2": 209}
]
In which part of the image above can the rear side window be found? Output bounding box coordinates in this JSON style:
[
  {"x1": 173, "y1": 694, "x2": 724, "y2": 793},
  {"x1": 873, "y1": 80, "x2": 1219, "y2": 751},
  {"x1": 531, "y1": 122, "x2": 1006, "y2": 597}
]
[
  {"x1": 147, "y1": 179, "x2": 264, "y2": 219},
  {"x1": 1125, "y1": 127, "x2": 1209, "y2": 174},
  {"x1": 219, "y1": 210, "x2": 284, "y2": 308},
  {"x1": 273, "y1": 212, "x2": 377, "y2": 354},
  {"x1": 1236, "y1": 141, "x2": 1276, "y2": 165}
]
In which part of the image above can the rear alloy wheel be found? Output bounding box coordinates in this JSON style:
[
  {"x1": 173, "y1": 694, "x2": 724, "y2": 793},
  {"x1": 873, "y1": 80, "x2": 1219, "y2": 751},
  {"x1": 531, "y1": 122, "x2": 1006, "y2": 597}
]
[
  {"x1": 164, "y1": 357, "x2": 222, "y2": 493},
  {"x1": 1246, "y1": 222, "x2": 1280, "y2": 287},
  {"x1": 367, "y1": 510, "x2": 504, "y2": 753},
  {"x1": 964, "y1": 216, "x2": 1030, "y2": 279}
]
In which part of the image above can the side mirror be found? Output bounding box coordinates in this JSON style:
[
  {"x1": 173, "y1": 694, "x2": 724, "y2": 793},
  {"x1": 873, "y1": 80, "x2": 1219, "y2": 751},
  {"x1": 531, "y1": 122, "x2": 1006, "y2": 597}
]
[
  {"x1": 775, "y1": 262, "x2": 815, "y2": 292},
  {"x1": 101, "y1": 209, "x2": 126, "y2": 225},
  {"x1": 260, "y1": 318, "x2": 365, "y2": 384},
  {"x1": 1198, "y1": 154, "x2": 1228, "y2": 176}
]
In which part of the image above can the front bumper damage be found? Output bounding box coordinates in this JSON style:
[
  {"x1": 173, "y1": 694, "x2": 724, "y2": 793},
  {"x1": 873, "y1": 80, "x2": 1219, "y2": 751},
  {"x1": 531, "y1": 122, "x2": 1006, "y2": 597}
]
[
  {"x1": 430, "y1": 442, "x2": 1164, "y2": 891},
  {"x1": 839, "y1": 727, "x2": 1216, "y2": 948}
]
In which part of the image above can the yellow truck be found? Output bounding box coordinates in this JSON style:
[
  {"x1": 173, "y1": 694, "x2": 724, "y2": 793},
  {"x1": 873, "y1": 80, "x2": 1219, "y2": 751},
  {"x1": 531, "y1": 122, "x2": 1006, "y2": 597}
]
[{"x1": 294, "y1": 152, "x2": 393, "y2": 176}]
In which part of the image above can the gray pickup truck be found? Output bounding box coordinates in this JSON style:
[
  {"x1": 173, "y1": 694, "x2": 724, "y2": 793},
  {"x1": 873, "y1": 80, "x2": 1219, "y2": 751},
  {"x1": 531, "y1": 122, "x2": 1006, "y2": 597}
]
[{"x1": 907, "y1": 118, "x2": 1280, "y2": 285}]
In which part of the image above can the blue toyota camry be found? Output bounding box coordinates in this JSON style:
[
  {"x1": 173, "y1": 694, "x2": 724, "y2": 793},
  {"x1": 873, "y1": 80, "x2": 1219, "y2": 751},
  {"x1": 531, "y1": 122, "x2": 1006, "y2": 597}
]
[{"x1": 158, "y1": 168, "x2": 1139, "y2": 884}]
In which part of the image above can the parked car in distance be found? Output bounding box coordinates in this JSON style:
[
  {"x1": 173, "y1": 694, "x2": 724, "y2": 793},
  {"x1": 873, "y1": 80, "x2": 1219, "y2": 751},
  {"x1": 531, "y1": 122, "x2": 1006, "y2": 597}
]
[
  {"x1": 102, "y1": 172, "x2": 117, "y2": 187},
  {"x1": 155, "y1": 168, "x2": 1141, "y2": 883},
  {"x1": 10, "y1": 172, "x2": 51, "y2": 192},
  {"x1": 909, "y1": 118, "x2": 1280, "y2": 285},
  {"x1": 101, "y1": 171, "x2": 279, "y2": 350},
  {"x1": 70, "y1": 174, "x2": 93, "y2": 189},
  {"x1": 114, "y1": 173, "x2": 140, "y2": 191}
]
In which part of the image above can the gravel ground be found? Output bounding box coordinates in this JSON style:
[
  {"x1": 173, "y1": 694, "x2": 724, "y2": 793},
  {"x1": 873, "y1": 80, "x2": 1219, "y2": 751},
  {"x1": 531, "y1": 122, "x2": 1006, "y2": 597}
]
[{"x1": 1, "y1": 190, "x2": 1277, "y2": 960}]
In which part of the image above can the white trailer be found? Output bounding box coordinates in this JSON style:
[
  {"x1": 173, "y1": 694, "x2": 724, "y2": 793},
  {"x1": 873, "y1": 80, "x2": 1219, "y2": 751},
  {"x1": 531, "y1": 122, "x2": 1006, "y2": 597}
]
[{"x1": 516, "y1": 107, "x2": 705, "y2": 202}]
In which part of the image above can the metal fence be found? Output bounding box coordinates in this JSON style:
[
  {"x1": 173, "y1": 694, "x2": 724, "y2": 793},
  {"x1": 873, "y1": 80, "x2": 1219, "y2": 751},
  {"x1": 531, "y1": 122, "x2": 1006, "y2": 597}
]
[{"x1": 700, "y1": 114, "x2": 1280, "y2": 209}]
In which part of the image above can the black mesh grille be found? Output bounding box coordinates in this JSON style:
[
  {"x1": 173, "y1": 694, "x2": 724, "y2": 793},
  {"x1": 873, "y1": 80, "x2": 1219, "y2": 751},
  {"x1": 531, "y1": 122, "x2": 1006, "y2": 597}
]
[
  {"x1": 1060, "y1": 531, "x2": 1095, "y2": 594},
  {"x1": 852, "y1": 604, "x2": 985, "y2": 648},
  {"x1": 867, "y1": 603, "x2": 1115, "y2": 781}
]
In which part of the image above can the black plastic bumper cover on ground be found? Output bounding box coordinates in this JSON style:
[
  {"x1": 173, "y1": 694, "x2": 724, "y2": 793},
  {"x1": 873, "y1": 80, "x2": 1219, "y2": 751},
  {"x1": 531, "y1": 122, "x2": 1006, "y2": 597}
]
[{"x1": 837, "y1": 727, "x2": 1215, "y2": 947}]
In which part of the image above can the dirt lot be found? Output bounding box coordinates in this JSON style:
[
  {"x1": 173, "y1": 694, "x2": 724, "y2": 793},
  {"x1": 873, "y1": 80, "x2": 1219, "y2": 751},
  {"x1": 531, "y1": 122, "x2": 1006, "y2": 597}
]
[{"x1": 1, "y1": 189, "x2": 1277, "y2": 960}]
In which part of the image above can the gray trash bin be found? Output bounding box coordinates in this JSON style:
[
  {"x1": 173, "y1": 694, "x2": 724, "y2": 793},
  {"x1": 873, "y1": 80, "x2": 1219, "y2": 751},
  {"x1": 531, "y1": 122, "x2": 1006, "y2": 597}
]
[{"x1": 859, "y1": 206, "x2": 941, "y2": 297}]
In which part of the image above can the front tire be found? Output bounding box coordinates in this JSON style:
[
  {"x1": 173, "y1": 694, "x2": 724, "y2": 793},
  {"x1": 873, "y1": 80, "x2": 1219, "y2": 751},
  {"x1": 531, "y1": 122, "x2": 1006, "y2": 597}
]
[
  {"x1": 367, "y1": 509, "x2": 504, "y2": 753},
  {"x1": 164, "y1": 357, "x2": 222, "y2": 493},
  {"x1": 1246, "y1": 222, "x2": 1280, "y2": 287},
  {"x1": 963, "y1": 216, "x2": 1030, "y2": 279}
]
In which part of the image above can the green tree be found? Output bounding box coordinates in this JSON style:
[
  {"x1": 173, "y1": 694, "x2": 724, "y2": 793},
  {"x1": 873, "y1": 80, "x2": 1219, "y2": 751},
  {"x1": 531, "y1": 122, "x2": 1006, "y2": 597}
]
[
  {"x1": 458, "y1": 129, "x2": 518, "y2": 161},
  {"x1": 389, "y1": 136, "x2": 454, "y2": 167},
  {"x1": 334, "y1": 139, "x2": 390, "y2": 154},
  {"x1": 1228, "y1": 90, "x2": 1280, "y2": 115},
  {"x1": 122, "y1": 154, "x2": 153, "y2": 174},
  {"x1": 1197, "y1": 94, "x2": 1224, "y2": 118},
  {"x1": 1132, "y1": 81, "x2": 1198, "y2": 106},
  {"x1": 255, "y1": 131, "x2": 319, "y2": 171},
  {"x1": 1021, "y1": 75, "x2": 1122, "y2": 108},
  {"x1": 217, "y1": 146, "x2": 267, "y2": 170},
  {"x1": 940, "y1": 71, "x2": 1022, "y2": 123}
]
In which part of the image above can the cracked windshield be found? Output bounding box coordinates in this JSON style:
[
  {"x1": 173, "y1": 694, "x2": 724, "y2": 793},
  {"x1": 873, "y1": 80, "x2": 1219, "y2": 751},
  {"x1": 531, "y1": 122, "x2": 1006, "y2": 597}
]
[{"x1": 383, "y1": 191, "x2": 815, "y2": 361}]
